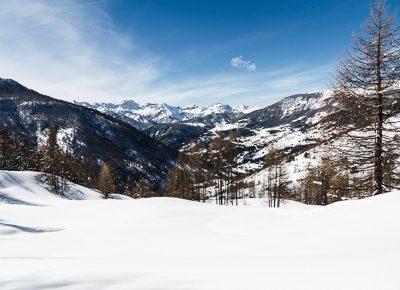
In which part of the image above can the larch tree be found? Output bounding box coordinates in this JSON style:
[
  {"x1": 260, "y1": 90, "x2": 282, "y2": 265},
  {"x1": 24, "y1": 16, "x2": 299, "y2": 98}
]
[
  {"x1": 137, "y1": 178, "x2": 156, "y2": 198},
  {"x1": 300, "y1": 157, "x2": 349, "y2": 205},
  {"x1": 187, "y1": 144, "x2": 207, "y2": 202},
  {"x1": 333, "y1": 0, "x2": 400, "y2": 195},
  {"x1": 209, "y1": 134, "x2": 228, "y2": 205},
  {"x1": 42, "y1": 124, "x2": 65, "y2": 194},
  {"x1": 166, "y1": 152, "x2": 196, "y2": 200},
  {"x1": 98, "y1": 163, "x2": 115, "y2": 199},
  {"x1": 265, "y1": 147, "x2": 288, "y2": 207},
  {"x1": 207, "y1": 132, "x2": 239, "y2": 205},
  {"x1": 15, "y1": 136, "x2": 34, "y2": 171},
  {"x1": 0, "y1": 127, "x2": 14, "y2": 170}
]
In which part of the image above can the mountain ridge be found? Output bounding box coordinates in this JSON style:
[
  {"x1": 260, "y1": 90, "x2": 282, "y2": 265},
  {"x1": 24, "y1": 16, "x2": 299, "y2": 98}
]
[
  {"x1": 75, "y1": 99, "x2": 257, "y2": 130},
  {"x1": 0, "y1": 78, "x2": 178, "y2": 190}
]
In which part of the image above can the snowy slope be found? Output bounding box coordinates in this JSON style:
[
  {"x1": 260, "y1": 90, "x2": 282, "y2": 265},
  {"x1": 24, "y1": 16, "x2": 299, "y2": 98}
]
[
  {"x1": 237, "y1": 89, "x2": 400, "y2": 188},
  {"x1": 1, "y1": 170, "x2": 399, "y2": 290},
  {"x1": 0, "y1": 171, "x2": 132, "y2": 208},
  {"x1": 0, "y1": 171, "x2": 107, "y2": 207},
  {"x1": 181, "y1": 91, "x2": 333, "y2": 173}
]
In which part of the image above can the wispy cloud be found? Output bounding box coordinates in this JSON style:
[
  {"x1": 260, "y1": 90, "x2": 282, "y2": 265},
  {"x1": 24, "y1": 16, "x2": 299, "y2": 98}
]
[
  {"x1": 0, "y1": 0, "x2": 161, "y2": 102},
  {"x1": 0, "y1": 1, "x2": 332, "y2": 107},
  {"x1": 265, "y1": 65, "x2": 333, "y2": 89},
  {"x1": 140, "y1": 64, "x2": 332, "y2": 106},
  {"x1": 230, "y1": 56, "x2": 257, "y2": 72}
]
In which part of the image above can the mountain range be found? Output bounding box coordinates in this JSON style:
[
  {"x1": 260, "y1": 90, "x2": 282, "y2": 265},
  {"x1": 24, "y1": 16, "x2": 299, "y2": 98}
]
[
  {"x1": 0, "y1": 78, "x2": 345, "y2": 189},
  {"x1": 75, "y1": 100, "x2": 256, "y2": 130},
  {"x1": 75, "y1": 87, "x2": 340, "y2": 184}
]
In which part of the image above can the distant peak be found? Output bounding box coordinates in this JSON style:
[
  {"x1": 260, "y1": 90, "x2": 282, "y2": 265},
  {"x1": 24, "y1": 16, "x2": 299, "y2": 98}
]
[
  {"x1": 120, "y1": 100, "x2": 140, "y2": 110},
  {"x1": 121, "y1": 99, "x2": 139, "y2": 104}
]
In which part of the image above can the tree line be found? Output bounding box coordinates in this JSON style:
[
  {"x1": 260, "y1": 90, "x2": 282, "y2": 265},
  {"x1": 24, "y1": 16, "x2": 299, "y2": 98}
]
[
  {"x1": 165, "y1": 132, "x2": 249, "y2": 205},
  {"x1": 165, "y1": 134, "x2": 289, "y2": 207},
  {"x1": 0, "y1": 124, "x2": 157, "y2": 199}
]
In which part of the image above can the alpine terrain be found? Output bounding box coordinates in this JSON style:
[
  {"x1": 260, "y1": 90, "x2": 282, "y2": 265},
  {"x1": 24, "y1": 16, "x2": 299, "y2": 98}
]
[{"x1": 1, "y1": 0, "x2": 400, "y2": 290}]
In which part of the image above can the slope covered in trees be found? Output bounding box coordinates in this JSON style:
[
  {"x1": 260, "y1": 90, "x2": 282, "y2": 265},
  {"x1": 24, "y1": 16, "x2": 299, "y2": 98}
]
[{"x1": 0, "y1": 78, "x2": 177, "y2": 193}]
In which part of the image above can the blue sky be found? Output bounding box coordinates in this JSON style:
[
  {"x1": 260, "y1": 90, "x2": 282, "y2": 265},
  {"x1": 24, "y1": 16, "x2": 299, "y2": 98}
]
[{"x1": 0, "y1": 0, "x2": 389, "y2": 106}]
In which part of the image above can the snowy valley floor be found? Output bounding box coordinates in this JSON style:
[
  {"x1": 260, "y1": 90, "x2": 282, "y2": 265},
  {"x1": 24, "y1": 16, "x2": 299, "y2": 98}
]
[{"x1": 1, "y1": 171, "x2": 400, "y2": 290}]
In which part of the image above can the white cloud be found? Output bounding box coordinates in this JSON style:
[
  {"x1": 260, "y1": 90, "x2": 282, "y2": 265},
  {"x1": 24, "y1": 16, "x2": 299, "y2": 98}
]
[
  {"x1": 230, "y1": 56, "x2": 257, "y2": 72},
  {"x1": 0, "y1": 0, "x2": 161, "y2": 102},
  {"x1": 140, "y1": 64, "x2": 332, "y2": 107},
  {"x1": 0, "y1": 1, "x2": 331, "y2": 107}
]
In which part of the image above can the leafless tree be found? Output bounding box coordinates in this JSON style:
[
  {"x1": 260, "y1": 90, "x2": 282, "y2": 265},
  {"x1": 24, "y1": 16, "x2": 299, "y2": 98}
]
[{"x1": 332, "y1": 0, "x2": 400, "y2": 195}]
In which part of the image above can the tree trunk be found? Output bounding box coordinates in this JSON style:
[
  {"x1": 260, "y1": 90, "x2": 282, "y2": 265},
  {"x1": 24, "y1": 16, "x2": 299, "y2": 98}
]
[{"x1": 375, "y1": 22, "x2": 383, "y2": 195}]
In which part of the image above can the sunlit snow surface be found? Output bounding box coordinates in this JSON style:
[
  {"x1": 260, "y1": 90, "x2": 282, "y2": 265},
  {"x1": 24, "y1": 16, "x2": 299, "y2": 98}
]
[{"x1": 1, "y1": 171, "x2": 399, "y2": 290}]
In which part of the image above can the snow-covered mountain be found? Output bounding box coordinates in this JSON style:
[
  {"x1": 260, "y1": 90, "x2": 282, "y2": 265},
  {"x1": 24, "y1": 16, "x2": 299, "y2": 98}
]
[
  {"x1": 0, "y1": 79, "x2": 177, "y2": 188},
  {"x1": 180, "y1": 88, "x2": 399, "y2": 191},
  {"x1": 75, "y1": 100, "x2": 257, "y2": 130},
  {"x1": 79, "y1": 97, "x2": 337, "y2": 155},
  {"x1": 81, "y1": 92, "x2": 332, "y2": 153},
  {"x1": 181, "y1": 91, "x2": 336, "y2": 174}
]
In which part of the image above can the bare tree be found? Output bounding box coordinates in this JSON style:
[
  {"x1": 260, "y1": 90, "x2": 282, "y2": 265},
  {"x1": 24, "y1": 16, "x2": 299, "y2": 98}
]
[
  {"x1": 333, "y1": 0, "x2": 400, "y2": 195},
  {"x1": 265, "y1": 147, "x2": 289, "y2": 207}
]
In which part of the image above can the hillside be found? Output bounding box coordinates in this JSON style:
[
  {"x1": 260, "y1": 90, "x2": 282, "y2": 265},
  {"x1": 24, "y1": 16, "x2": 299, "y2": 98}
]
[
  {"x1": 178, "y1": 91, "x2": 333, "y2": 173},
  {"x1": 73, "y1": 90, "x2": 339, "y2": 178},
  {"x1": 0, "y1": 79, "x2": 177, "y2": 188},
  {"x1": 144, "y1": 112, "x2": 240, "y2": 149},
  {"x1": 78, "y1": 91, "x2": 333, "y2": 155},
  {"x1": 1, "y1": 170, "x2": 399, "y2": 290}
]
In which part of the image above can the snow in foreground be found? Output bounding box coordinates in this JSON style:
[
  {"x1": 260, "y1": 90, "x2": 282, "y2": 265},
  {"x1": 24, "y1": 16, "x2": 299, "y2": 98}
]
[{"x1": 0, "y1": 171, "x2": 399, "y2": 290}]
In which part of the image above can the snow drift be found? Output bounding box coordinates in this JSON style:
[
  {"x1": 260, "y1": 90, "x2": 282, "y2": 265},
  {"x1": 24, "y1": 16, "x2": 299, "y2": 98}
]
[{"x1": 0, "y1": 171, "x2": 399, "y2": 290}]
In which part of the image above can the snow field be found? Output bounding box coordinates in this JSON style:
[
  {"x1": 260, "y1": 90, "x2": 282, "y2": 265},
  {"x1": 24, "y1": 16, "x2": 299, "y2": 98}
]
[{"x1": 0, "y1": 171, "x2": 399, "y2": 290}]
